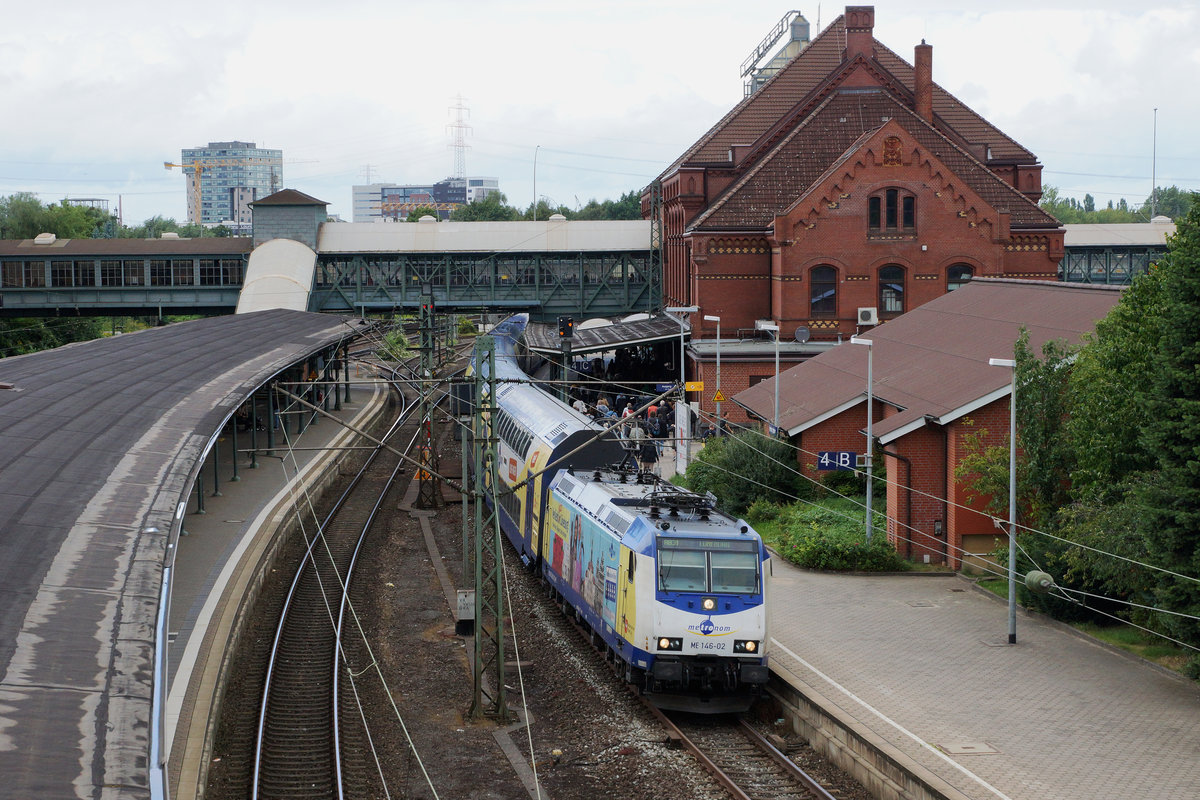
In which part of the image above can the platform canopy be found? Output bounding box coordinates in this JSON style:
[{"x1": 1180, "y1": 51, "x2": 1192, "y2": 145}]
[{"x1": 524, "y1": 314, "x2": 689, "y2": 356}]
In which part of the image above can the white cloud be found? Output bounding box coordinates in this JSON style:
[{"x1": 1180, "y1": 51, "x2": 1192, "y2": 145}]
[{"x1": 1, "y1": 1, "x2": 1195, "y2": 223}]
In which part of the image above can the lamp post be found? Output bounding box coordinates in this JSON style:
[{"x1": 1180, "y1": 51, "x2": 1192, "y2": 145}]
[
  {"x1": 755, "y1": 320, "x2": 781, "y2": 434},
  {"x1": 664, "y1": 305, "x2": 699, "y2": 390},
  {"x1": 533, "y1": 145, "x2": 541, "y2": 222},
  {"x1": 703, "y1": 314, "x2": 722, "y2": 435},
  {"x1": 851, "y1": 336, "x2": 874, "y2": 543},
  {"x1": 665, "y1": 305, "x2": 699, "y2": 473},
  {"x1": 990, "y1": 357, "x2": 1018, "y2": 644}
]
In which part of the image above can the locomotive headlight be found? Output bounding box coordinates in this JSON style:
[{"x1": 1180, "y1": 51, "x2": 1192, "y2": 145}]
[
  {"x1": 701, "y1": 597, "x2": 717, "y2": 611},
  {"x1": 734, "y1": 640, "x2": 759, "y2": 653},
  {"x1": 657, "y1": 637, "x2": 682, "y2": 651}
]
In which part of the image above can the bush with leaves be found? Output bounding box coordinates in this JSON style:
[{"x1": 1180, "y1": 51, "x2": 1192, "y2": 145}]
[
  {"x1": 682, "y1": 430, "x2": 800, "y2": 515},
  {"x1": 377, "y1": 317, "x2": 411, "y2": 361},
  {"x1": 820, "y1": 468, "x2": 866, "y2": 498},
  {"x1": 773, "y1": 499, "x2": 905, "y2": 572},
  {"x1": 746, "y1": 498, "x2": 781, "y2": 522}
]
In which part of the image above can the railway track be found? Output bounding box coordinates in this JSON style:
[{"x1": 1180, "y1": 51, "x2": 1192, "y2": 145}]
[
  {"x1": 250, "y1": 359, "x2": 425, "y2": 799},
  {"x1": 654, "y1": 710, "x2": 840, "y2": 800}
]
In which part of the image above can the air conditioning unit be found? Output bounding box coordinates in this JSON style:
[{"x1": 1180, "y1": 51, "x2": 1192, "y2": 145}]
[{"x1": 858, "y1": 307, "x2": 879, "y2": 325}]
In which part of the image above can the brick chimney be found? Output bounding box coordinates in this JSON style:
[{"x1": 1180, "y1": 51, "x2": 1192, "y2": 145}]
[
  {"x1": 914, "y1": 39, "x2": 933, "y2": 122},
  {"x1": 844, "y1": 6, "x2": 875, "y2": 60}
]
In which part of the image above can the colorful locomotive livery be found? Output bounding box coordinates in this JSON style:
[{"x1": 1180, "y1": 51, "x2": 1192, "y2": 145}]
[{"x1": 474, "y1": 314, "x2": 771, "y2": 713}]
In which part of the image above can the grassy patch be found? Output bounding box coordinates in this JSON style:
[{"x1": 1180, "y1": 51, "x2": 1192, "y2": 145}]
[
  {"x1": 972, "y1": 578, "x2": 1190, "y2": 673},
  {"x1": 1075, "y1": 622, "x2": 1190, "y2": 671}
]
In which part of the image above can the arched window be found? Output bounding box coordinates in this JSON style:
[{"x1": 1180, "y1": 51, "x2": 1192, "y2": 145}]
[
  {"x1": 879, "y1": 265, "x2": 905, "y2": 314},
  {"x1": 868, "y1": 189, "x2": 916, "y2": 234},
  {"x1": 810, "y1": 266, "x2": 837, "y2": 318},
  {"x1": 947, "y1": 264, "x2": 973, "y2": 291}
]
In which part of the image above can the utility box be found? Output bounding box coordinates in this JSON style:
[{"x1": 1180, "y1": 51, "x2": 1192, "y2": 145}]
[{"x1": 455, "y1": 589, "x2": 476, "y2": 636}]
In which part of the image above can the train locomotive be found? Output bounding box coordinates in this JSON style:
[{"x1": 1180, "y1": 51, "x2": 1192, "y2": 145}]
[{"x1": 471, "y1": 314, "x2": 770, "y2": 713}]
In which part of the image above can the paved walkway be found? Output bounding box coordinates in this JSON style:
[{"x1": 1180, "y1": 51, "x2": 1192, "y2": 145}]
[{"x1": 767, "y1": 565, "x2": 1200, "y2": 800}]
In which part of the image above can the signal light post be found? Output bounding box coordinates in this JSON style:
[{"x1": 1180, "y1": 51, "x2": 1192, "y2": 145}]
[{"x1": 558, "y1": 315, "x2": 573, "y2": 403}]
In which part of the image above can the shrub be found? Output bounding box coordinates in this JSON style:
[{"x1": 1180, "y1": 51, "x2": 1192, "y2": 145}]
[
  {"x1": 683, "y1": 430, "x2": 800, "y2": 515},
  {"x1": 821, "y1": 468, "x2": 866, "y2": 497},
  {"x1": 773, "y1": 499, "x2": 907, "y2": 572},
  {"x1": 747, "y1": 498, "x2": 781, "y2": 522}
]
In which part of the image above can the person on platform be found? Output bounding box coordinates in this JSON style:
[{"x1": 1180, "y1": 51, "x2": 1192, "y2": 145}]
[{"x1": 639, "y1": 436, "x2": 659, "y2": 474}]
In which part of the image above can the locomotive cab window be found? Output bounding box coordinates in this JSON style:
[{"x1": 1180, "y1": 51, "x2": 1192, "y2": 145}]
[
  {"x1": 658, "y1": 549, "x2": 706, "y2": 592},
  {"x1": 657, "y1": 537, "x2": 760, "y2": 594},
  {"x1": 710, "y1": 551, "x2": 760, "y2": 593}
]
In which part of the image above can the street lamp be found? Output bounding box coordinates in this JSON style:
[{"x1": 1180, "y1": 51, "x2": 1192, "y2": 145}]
[
  {"x1": 664, "y1": 306, "x2": 698, "y2": 390},
  {"x1": 755, "y1": 320, "x2": 780, "y2": 434},
  {"x1": 533, "y1": 145, "x2": 541, "y2": 222},
  {"x1": 703, "y1": 314, "x2": 722, "y2": 435},
  {"x1": 990, "y1": 357, "x2": 1018, "y2": 644},
  {"x1": 665, "y1": 305, "x2": 699, "y2": 474},
  {"x1": 851, "y1": 336, "x2": 874, "y2": 543}
]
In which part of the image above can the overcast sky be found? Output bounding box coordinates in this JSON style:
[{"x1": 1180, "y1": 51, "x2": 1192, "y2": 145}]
[{"x1": 2, "y1": 1, "x2": 1196, "y2": 226}]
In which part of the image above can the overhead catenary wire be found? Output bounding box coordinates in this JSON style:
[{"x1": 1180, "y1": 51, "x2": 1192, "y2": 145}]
[{"x1": 693, "y1": 401, "x2": 1200, "y2": 588}]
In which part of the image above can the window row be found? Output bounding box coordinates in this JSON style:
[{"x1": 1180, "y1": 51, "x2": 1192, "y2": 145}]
[
  {"x1": 867, "y1": 188, "x2": 916, "y2": 233},
  {"x1": 808, "y1": 264, "x2": 973, "y2": 318},
  {"x1": 1, "y1": 258, "x2": 244, "y2": 289}
]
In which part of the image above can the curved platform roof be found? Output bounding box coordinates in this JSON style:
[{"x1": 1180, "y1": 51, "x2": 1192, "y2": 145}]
[
  {"x1": 237, "y1": 236, "x2": 319, "y2": 313},
  {"x1": 0, "y1": 309, "x2": 356, "y2": 798}
]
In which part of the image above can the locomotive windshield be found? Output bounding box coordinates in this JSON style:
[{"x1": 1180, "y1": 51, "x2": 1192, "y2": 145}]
[{"x1": 657, "y1": 537, "x2": 760, "y2": 594}]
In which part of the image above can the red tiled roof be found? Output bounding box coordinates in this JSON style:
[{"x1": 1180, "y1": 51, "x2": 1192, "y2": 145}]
[
  {"x1": 250, "y1": 189, "x2": 328, "y2": 206},
  {"x1": 732, "y1": 279, "x2": 1122, "y2": 440},
  {"x1": 661, "y1": 12, "x2": 1037, "y2": 180},
  {"x1": 691, "y1": 91, "x2": 1056, "y2": 230}
]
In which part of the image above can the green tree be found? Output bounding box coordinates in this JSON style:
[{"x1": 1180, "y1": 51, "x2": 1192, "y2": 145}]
[
  {"x1": 1136, "y1": 194, "x2": 1200, "y2": 673},
  {"x1": 0, "y1": 193, "x2": 112, "y2": 239},
  {"x1": 406, "y1": 205, "x2": 440, "y2": 222},
  {"x1": 1143, "y1": 186, "x2": 1194, "y2": 220},
  {"x1": 522, "y1": 198, "x2": 572, "y2": 221},
  {"x1": 450, "y1": 192, "x2": 520, "y2": 221},
  {"x1": 1066, "y1": 268, "x2": 1165, "y2": 501},
  {"x1": 573, "y1": 190, "x2": 642, "y2": 220},
  {"x1": 683, "y1": 430, "x2": 800, "y2": 515},
  {"x1": 0, "y1": 317, "x2": 106, "y2": 357}
]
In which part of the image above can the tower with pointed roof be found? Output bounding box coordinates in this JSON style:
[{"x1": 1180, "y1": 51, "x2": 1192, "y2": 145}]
[{"x1": 646, "y1": 6, "x2": 1063, "y2": 422}]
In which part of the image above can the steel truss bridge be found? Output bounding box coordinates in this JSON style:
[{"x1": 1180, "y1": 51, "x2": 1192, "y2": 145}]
[
  {"x1": 0, "y1": 243, "x2": 660, "y2": 322},
  {"x1": 310, "y1": 249, "x2": 659, "y2": 322}
]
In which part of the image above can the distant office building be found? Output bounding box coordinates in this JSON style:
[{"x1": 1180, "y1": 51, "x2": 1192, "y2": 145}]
[
  {"x1": 352, "y1": 177, "x2": 499, "y2": 222},
  {"x1": 180, "y1": 141, "x2": 283, "y2": 226}
]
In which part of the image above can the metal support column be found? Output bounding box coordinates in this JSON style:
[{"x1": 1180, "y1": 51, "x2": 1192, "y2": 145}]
[
  {"x1": 417, "y1": 289, "x2": 440, "y2": 509},
  {"x1": 250, "y1": 391, "x2": 259, "y2": 469},
  {"x1": 469, "y1": 335, "x2": 510, "y2": 722},
  {"x1": 230, "y1": 419, "x2": 241, "y2": 482},
  {"x1": 210, "y1": 439, "x2": 222, "y2": 497},
  {"x1": 266, "y1": 383, "x2": 276, "y2": 455}
]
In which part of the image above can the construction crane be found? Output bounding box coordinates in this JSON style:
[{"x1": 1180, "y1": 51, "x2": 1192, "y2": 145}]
[{"x1": 164, "y1": 158, "x2": 276, "y2": 226}]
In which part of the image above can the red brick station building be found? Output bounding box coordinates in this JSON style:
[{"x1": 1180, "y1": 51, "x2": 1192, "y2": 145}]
[{"x1": 643, "y1": 7, "x2": 1114, "y2": 568}]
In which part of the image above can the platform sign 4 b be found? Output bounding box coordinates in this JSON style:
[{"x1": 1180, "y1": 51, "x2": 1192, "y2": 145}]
[{"x1": 817, "y1": 451, "x2": 857, "y2": 471}]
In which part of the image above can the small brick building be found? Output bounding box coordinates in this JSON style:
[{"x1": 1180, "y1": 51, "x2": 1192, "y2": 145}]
[
  {"x1": 645, "y1": 6, "x2": 1064, "y2": 425},
  {"x1": 733, "y1": 279, "x2": 1122, "y2": 568}
]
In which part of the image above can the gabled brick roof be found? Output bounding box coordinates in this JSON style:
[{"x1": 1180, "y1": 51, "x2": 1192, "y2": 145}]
[
  {"x1": 732, "y1": 279, "x2": 1122, "y2": 440},
  {"x1": 660, "y1": 12, "x2": 1036, "y2": 179},
  {"x1": 690, "y1": 91, "x2": 1057, "y2": 231}
]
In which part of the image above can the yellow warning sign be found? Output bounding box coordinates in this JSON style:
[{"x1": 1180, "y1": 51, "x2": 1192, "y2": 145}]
[
  {"x1": 684, "y1": 381, "x2": 704, "y2": 392},
  {"x1": 713, "y1": 390, "x2": 726, "y2": 403}
]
